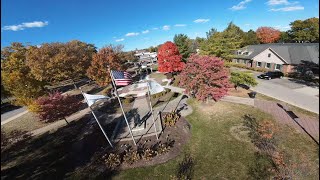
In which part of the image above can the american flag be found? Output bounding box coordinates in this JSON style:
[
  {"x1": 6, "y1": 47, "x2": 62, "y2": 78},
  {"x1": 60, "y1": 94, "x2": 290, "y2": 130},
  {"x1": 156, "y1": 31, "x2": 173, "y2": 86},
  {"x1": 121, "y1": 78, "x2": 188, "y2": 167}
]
[{"x1": 111, "y1": 70, "x2": 132, "y2": 86}]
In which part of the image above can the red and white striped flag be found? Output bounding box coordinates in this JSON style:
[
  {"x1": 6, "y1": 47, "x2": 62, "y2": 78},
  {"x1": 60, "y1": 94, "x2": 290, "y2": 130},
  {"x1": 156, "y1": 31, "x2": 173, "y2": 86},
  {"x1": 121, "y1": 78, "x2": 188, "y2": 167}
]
[{"x1": 111, "y1": 70, "x2": 132, "y2": 86}]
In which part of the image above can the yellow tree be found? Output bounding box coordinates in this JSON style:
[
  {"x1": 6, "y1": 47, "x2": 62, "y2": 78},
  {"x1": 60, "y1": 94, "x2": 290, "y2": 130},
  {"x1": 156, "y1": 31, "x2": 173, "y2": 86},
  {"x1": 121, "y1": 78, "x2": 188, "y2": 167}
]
[{"x1": 1, "y1": 43, "x2": 46, "y2": 106}]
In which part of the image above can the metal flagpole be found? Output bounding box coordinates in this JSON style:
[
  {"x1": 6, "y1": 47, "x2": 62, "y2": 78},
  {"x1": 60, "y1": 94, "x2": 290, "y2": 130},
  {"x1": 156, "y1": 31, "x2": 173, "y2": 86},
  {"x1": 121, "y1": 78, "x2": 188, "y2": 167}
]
[
  {"x1": 109, "y1": 70, "x2": 137, "y2": 146},
  {"x1": 73, "y1": 81, "x2": 113, "y2": 148},
  {"x1": 147, "y1": 81, "x2": 159, "y2": 140}
]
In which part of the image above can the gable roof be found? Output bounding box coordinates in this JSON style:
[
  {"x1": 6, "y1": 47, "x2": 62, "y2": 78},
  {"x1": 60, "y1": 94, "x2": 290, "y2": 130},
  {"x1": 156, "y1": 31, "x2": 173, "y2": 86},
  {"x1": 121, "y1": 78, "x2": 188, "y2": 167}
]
[{"x1": 236, "y1": 43, "x2": 319, "y2": 64}]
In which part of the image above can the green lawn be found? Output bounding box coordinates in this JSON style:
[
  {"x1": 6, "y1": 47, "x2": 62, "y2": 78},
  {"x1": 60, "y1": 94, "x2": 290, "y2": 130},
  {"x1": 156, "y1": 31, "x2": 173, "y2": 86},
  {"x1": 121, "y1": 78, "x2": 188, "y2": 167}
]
[
  {"x1": 2, "y1": 99, "x2": 318, "y2": 179},
  {"x1": 113, "y1": 100, "x2": 319, "y2": 179}
]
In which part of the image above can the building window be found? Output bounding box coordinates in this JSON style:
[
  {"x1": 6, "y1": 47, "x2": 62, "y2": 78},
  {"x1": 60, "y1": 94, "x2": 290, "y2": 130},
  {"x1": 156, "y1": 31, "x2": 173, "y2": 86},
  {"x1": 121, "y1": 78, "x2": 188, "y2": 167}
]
[
  {"x1": 268, "y1": 53, "x2": 271, "y2": 57},
  {"x1": 236, "y1": 59, "x2": 240, "y2": 63},
  {"x1": 265, "y1": 63, "x2": 271, "y2": 69},
  {"x1": 257, "y1": 61, "x2": 261, "y2": 67},
  {"x1": 275, "y1": 64, "x2": 281, "y2": 70}
]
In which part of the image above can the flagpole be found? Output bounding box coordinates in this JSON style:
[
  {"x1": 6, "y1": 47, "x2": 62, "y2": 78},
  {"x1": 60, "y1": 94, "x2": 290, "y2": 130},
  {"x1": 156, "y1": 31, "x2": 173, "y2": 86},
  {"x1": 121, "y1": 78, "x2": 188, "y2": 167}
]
[
  {"x1": 109, "y1": 70, "x2": 137, "y2": 146},
  {"x1": 147, "y1": 81, "x2": 159, "y2": 140},
  {"x1": 73, "y1": 82, "x2": 113, "y2": 148}
]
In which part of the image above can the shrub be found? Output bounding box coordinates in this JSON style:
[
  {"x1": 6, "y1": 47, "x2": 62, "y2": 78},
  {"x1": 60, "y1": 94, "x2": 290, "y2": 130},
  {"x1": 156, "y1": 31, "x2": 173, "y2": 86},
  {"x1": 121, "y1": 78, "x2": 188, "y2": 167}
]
[
  {"x1": 104, "y1": 153, "x2": 121, "y2": 169},
  {"x1": 101, "y1": 86, "x2": 113, "y2": 96},
  {"x1": 123, "y1": 96, "x2": 134, "y2": 104},
  {"x1": 141, "y1": 148, "x2": 157, "y2": 160},
  {"x1": 172, "y1": 76, "x2": 181, "y2": 87},
  {"x1": 123, "y1": 149, "x2": 141, "y2": 164},
  {"x1": 156, "y1": 143, "x2": 171, "y2": 155},
  {"x1": 163, "y1": 111, "x2": 180, "y2": 127}
]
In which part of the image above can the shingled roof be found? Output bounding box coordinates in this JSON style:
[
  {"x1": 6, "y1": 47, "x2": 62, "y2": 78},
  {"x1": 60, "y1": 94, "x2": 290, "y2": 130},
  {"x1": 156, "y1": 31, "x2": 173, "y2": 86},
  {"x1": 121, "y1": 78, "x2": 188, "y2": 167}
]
[{"x1": 235, "y1": 43, "x2": 319, "y2": 65}]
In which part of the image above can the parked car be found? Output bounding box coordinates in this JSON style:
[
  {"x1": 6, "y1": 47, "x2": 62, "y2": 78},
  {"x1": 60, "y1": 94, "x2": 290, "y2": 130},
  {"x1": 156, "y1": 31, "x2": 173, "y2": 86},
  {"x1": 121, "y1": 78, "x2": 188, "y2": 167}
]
[{"x1": 257, "y1": 71, "x2": 284, "y2": 80}]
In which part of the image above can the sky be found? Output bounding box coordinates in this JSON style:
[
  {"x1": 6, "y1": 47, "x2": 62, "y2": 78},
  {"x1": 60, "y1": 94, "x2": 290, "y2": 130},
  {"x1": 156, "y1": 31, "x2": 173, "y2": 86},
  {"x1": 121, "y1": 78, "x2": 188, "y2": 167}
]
[{"x1": 1, "y1": 0, "x2": 319, "y2": 51}]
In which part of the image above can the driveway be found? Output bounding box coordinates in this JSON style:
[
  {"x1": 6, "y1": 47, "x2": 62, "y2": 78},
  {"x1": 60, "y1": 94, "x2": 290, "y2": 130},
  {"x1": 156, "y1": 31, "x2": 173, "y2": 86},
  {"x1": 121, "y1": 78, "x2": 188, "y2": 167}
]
[{"x1": 231, "y1": 67, "x2": 319, "y2": 114}]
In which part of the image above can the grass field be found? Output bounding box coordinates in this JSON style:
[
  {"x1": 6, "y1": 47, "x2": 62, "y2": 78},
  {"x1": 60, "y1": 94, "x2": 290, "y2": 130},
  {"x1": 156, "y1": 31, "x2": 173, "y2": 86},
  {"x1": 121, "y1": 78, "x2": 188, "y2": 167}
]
[
  {"x1": 113, "y1": 100, "x2": 319, "y2": 179},
  {"x1": 1, "y1": 98, "x2": 318, "y2": 179}
]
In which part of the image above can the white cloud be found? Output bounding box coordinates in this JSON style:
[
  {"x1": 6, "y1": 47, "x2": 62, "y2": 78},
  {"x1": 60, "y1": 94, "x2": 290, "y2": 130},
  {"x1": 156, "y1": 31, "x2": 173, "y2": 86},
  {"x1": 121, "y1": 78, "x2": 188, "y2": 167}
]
[
  {"x1": 2, "y1": 21, "x2": 48, "y2": 31},
  {"x1": 115, "y1": 38, "x2": 124, "y2": 42},
  {"x1": 125, "y1": 32, "x2": 139, "y2": 36},
  {"x1": 152, "y1": 27, "x2": 159, "y2": 30},
  {"x1": 274, "y1": 25, "x2": 291, "y2": 30},
  {"x1": 174, "y1": 24, "x2": 186, "y2": 27},
  {"x1": 193, "y1": 19, "x2": 210, "y2": 23},
  {"x1": 270, "y1": 5, "x2": 304, "y2": 11},
  {"x1": 266, "y1": 0, "x2": 298, "y2": 6},
  {"x1": 162, "y1": 25, "x2": 170, "y2": 30},
  {"x1": 230, "y1": 0, "x2": 252, "y2": 11},
  {"x1": 244, "y1": 23, "x2": 251, "y2": 26},
  {"x1": 142, "y1": 30, "x2": 149, "y2": 34}
]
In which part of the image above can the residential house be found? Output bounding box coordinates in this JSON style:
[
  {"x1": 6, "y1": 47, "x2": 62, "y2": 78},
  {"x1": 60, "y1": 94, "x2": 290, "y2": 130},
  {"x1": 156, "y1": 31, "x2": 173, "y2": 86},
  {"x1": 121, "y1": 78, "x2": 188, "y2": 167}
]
[{"x1": 233, "y1": 43, "x2": 319, "y2": 75}]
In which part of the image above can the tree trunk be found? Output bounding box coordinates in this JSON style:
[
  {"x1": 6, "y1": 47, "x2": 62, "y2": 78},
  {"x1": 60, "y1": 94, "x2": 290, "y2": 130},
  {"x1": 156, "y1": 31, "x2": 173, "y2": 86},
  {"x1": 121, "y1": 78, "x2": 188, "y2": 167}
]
[
  {"x1": 64, "y1": 117, "x2": 69, "y2": 125},
  {"x1": 234, "y1": 85, "x2": 238, "y2": 91}
]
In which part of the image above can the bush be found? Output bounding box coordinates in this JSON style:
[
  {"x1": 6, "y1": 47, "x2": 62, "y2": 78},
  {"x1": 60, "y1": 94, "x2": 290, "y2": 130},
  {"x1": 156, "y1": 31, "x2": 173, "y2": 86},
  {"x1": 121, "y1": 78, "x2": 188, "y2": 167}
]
[
  {"x1": 152, "y1": 65, "x2": 158, "y2": 71},
  {"x1": 166, "y1": 73, "x2": 173, "y2": 79},
  {"x1": 172, "y1": 76, "x2": 181, "y2": 87},
  {"x1": 123, "y1": 95, "x2": 135, "y2": 104},
  {"x1": 104, "y1": 153, "x2": 121, "y2": 169},
  {"x1": 141, "y1": 148, "x2": 157, "y2": 160},
  {"x1": 101, "y1": 86, "x2": 113, "y2": 96},
  {"x1": 225, "y1": 62, "x2": 268, "y2": 72},
  {"x1": 163, "y1": 111, "x2": 180, "y2": 127},
  {"x1": 123, "y1": 149, "x2": 141, "y2": 164}
]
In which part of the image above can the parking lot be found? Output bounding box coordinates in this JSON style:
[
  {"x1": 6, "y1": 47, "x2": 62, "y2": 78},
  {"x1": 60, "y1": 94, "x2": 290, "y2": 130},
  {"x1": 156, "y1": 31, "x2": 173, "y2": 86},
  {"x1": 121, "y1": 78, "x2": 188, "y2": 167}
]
[{"x1": 232, "y1": 67, "x2": 319, "y2": 114}]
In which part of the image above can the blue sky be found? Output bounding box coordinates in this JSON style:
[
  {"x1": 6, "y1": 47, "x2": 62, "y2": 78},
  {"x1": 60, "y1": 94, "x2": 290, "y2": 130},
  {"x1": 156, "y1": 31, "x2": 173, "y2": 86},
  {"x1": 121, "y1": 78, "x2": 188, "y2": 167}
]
[{"x1": 1, "y1": 0, "x2": 319, "y2": 51}]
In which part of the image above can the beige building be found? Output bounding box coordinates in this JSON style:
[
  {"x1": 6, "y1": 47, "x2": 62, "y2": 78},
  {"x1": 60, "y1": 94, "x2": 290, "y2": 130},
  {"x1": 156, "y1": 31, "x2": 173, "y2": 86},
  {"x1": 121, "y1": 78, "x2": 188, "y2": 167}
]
[{"x1": 233, "y1": 43, "x2": 319, "y2": 75}]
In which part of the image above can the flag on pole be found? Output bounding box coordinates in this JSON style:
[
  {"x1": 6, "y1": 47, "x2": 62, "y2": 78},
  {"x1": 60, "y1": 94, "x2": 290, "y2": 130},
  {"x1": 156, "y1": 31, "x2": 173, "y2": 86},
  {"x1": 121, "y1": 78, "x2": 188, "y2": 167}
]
[
  {"x1": 111, "y1": 70, "x2": 132, "y2": 86},
  {"x1": 147, "y1": 80, "x2": 165, "y2": 95},
  {"x1": 82, "y1": 93, "x2": 110, "y2": 107}
]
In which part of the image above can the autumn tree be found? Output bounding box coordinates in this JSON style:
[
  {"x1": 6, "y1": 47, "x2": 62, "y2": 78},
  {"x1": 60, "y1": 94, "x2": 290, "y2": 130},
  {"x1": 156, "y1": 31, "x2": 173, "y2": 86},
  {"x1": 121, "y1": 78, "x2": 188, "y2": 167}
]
[
  {"x1": 26, "y1": 40, "x2": 96, "y2": 83},
  {"x1": 256, "y1": 27, "x2": 281, "y2": 44},
  {"x1": 179, "y1": 54, "x2": 231, "y2": 102},
  {"x1": 34, "y1": 92, "x2": 82, "y2": 124},
  {"x1": 230, "y1": 72, "x2": 258, "y2": 90},
  {"x1": 157, "y1": 41, "x2": 184, "y2": 73},
  {"x1": 86, "y1": 46, "x2": 124, "y2": 86},
  {"x1": 1, "y1": 43, "x2": 46, "y2": 106},
  {"x1": 288, "y1": 17, "x2": 319, "y2": 42},
  {"x1": 173, "y1": 34, "x2": 192, "y2": 62}
]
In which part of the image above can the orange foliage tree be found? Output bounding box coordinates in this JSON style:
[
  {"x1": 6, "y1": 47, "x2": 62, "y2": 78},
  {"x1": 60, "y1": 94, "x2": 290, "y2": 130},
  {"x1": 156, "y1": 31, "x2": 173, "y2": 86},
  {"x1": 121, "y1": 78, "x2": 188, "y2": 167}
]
[
  {"x1": 157, "y1": 41, "x2": 184, "y2": 73},
  {"x1": 256, "y1": 27, "x2": 281, "y2": 43},
  {"x1": 86, "y1": 46, "x2": 124, "y2": 86}
]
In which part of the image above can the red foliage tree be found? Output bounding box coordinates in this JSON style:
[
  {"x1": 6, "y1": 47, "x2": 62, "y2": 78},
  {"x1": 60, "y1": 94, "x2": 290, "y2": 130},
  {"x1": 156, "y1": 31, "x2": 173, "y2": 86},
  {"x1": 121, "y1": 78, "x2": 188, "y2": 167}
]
[
  {"x1": 256, "y1": 27, "x2": 281, "y2": 43},
  {"x1": 179, "y1": 54, "x2": 231, "y2": 101},
  {"x1": 157, "y1": 41, "x2": 184, "y2": 73},
  {"x1": 34, "y1": 92, "x2": 82, "y2": 124}
]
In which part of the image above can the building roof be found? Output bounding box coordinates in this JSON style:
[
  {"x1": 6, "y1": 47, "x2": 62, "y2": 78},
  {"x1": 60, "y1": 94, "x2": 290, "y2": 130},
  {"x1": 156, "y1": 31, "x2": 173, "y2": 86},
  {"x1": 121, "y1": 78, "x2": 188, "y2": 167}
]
[{"x1": 236, "y1": 43, "x2": 319, "y2": 64}]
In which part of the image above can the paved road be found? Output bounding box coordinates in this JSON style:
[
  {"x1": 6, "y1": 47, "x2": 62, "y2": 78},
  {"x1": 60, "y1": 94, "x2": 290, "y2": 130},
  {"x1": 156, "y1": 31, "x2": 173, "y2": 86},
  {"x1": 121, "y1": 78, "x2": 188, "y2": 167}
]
[
  {"x1": 1, "y1": 107, "x2": 27, "y2": 122},
  {"x1": 249, "y1": 70, "x2": 319, "y2": 114},
  {"x1": 231, "y1": 67, "x2": 319, "y2": 114}
]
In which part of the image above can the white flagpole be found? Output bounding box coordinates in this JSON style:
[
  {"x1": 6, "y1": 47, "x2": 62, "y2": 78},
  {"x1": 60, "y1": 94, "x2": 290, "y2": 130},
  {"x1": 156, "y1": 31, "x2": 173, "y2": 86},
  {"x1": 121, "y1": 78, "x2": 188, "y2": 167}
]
[
  {"x1": 147, "y1": 81, "x2": 159, "y2": 140},
  {"x1": 73, "y1": 81, "x2": 113, "y2": 148},
  {"x1": 109, "y1": 70, "x2": 137, "y2": 146}
]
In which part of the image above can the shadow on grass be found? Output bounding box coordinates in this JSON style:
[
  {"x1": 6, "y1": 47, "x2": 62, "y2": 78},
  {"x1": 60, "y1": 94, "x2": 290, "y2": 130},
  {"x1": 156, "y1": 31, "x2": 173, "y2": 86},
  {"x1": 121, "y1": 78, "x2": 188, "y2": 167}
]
[
  {"x1": 175, "y1": 153, "x2": 195, "y2": 179},
  {"x1": 1, "y1": 113, "x2": 120, "y2": 180}
]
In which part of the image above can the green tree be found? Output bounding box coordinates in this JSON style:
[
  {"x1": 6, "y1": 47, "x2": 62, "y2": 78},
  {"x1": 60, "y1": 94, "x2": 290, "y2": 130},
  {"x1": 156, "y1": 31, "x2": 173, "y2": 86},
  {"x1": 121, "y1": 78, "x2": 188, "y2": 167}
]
[
  {"x1": 230, "y1": 72, "x2": 258, "y2": 90},
  {"x1": 173, "y1": 34, "x2": 192, "y2": 62},
  {"x1": 288, "y1": 17, "x2": 319, "y2": 42},
  {"x1": 200, "y1": 22, "x2": 245, "y2": 61},
  {"x1": 278, "y1": 31, "x2": 292, "y2": 43},
  {"x1": 206, "y1": 28, "x2": 218, "y2": 39},
  {"x1": 243, "y1": 30, "x2": 259, "y2": 46},
  {"x1": 26, "y1": 40, "x2": 96, "y2": 83},
  {"x1": 1, "y1": 43, "x2": 46, "y2": 106}
]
